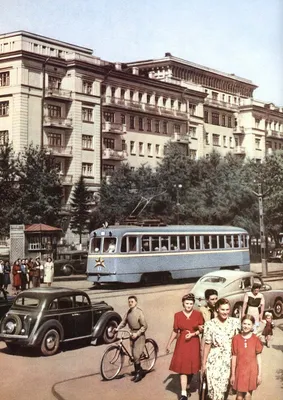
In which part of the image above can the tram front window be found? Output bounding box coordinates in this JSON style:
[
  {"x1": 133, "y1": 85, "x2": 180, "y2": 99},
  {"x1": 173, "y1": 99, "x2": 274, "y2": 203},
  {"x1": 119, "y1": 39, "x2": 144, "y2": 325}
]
[
  {"x1": 104, "y1": 238, "x2": 117, "y2": 253},
  {"x1": 91, "y1": 238, "x2": 101, "y2": 253}
]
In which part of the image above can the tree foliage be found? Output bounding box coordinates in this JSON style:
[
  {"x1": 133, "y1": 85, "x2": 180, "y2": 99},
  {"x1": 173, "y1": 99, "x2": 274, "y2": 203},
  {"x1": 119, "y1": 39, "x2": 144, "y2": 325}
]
[{"x1": 70, "y1": 176, "x2": 91, "y2": 243}]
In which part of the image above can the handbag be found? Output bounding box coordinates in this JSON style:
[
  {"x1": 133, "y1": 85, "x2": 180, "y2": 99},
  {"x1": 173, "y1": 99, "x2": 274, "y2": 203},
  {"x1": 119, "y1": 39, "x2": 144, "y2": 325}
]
[{"x1": 199, "y1": 372, "x2": 208, "y2": 400}]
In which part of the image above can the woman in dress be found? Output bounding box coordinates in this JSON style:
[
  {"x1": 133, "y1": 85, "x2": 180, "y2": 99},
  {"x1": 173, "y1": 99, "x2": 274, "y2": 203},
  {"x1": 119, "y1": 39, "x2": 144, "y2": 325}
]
[
  {"x1": 202, "y1": 298, "x2": 241, "y2": 400},
  {"x1": 3, "y1": 261, "x2": 11, "y2": 291},
  {"x1": 242, "y1": 284, "x2": 264, "y2": 332},
  {"x1": 166, "y1": 293, "x2": 204, "y2": 400},
  {"x1": 44, "y1": 256, "x2": 54, "y2": 287},
  {"x1": 230, "y1": 315, "x2": 263, "y2": 400},
  {"x1": 12, "y1": 260, "x2": 22, "y2": 293}
]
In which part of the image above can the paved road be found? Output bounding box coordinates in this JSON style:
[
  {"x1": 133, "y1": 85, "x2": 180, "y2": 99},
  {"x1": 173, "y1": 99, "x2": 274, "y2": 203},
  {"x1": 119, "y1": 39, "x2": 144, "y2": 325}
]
[{"x1": 1, "y1": 276, "x2": 283, "y2": 400}]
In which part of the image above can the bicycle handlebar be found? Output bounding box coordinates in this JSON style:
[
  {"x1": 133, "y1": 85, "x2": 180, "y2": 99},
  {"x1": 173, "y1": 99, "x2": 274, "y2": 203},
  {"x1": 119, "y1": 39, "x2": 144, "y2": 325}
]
[{"x1": 116, "y1": 329, "x2": 132, "y2": 340}]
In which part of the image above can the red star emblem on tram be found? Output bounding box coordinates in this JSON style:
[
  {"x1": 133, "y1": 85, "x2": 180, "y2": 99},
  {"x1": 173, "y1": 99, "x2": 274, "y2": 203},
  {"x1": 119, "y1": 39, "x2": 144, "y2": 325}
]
[{"x1": 95, "y1": 257, "x2": 105, "y2": 268}]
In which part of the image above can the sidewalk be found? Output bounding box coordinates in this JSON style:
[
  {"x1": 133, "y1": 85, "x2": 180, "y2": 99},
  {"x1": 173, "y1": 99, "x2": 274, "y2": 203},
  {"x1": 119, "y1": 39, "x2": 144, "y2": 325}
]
[
  {"x1": 250, "y1": 262, "x2": 283, "y2": 280},
  {"x1": 53, "y1": 324, "x2": 283, "y2": 400}
]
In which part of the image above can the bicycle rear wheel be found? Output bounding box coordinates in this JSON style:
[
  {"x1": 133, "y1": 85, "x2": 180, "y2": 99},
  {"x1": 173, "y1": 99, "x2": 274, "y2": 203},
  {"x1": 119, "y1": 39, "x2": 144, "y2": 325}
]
[
  {"x1": 140, "y1": 338, "x2": 158, "y2": 372},
  {"x1": 100, "y1": 345, "x2": 124, "y2": 380}
]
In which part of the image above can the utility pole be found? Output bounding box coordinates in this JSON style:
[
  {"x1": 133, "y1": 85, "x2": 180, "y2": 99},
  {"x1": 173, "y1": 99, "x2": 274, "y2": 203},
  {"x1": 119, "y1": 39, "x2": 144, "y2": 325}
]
[
  {"x1": 252, "y1": 183, "x2": 268, "y2": 277},
  {"x1": 174, "y1": 184, "x2": 183, "y2": 225},
  {"x1": 41, "y1": 57, "x2": 50, "y2": 149}
]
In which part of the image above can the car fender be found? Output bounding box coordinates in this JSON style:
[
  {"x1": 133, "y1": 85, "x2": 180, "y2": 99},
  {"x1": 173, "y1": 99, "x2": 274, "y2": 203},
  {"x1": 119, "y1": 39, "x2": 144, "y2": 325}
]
[
  {"x1": 92, "y1": 311, "x2": 121, "y2": 338},
  {"x1": 30, "y1": 319, "x2": 64, "y2": 346}
]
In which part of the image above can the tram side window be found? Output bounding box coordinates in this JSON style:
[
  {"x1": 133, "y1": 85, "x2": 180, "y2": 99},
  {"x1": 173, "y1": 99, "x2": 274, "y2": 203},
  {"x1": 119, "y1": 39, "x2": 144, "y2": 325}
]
[
  {"x1": 152, "y1": 235, "x2": 160, "y2": 251},
  {"x1": 190, "y1": 235, "x2": 201, "y2": 250},
  {"x1": 170, "y1": 236, "x2": 178, "y2": 250},
  {"x1": 121, "y1": 236, "x2": 137, "y2": 253},
  {"x1": 203, "y1": 235, "x2": 210, "y2": 249},
  {"x1": 103, "y1": 238, "x2": 117, "y2": 253},
  {"x1": 211, "y1": 235, "x2": 218, "y2": 249},
  {"x1": 179, "y1": 235, "x2": 187, "y2": 250},
  {"x1": 142, "y1": 236, "x2": 150, "y2": 251},
  {"x1": 161, "y1": 236, "x2": 169, "y2": 251},
  {"x1": 233, "y1": 235, "x2": 239, "y2": 248},
  {"x1": 225, "y1": 235, "x2": 232, "y2": 248},
  {"x1": 219, "y1": 235, "x2": 225, "y2": 249},
  {"x1": 239, "y1": 235, "x2": 246, "y2": 248},
  {"x1": 91, "y1": 238, "x2": 101, "y2": 253}
]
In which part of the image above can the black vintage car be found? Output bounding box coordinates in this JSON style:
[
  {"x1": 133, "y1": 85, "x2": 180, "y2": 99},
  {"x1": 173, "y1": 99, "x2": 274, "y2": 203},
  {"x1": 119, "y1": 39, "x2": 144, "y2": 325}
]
[
  {"x1": 54, "y1": 251, "x2": 88, "y2": 276},
  {"x1": 0, "y1": 287, "x2": 121, "y2": 356},
  {"x1": 0, "y1": 291, "x2": 15, "y2": 321}
]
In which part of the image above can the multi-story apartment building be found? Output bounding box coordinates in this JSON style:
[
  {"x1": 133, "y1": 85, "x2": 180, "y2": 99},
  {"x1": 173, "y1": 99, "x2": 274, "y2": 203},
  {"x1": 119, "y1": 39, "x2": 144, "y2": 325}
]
[{"x1": 1, "y1": 31, "x2": 283, "y2": 242}]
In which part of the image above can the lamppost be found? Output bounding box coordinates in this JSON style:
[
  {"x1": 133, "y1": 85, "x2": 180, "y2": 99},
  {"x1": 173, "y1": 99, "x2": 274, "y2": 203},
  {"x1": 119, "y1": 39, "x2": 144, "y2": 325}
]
[
  {"x1": 252, "y1": 182, "x2": 268, "y2": 277},
  {"x1": 174, "y1": 184, "x2": 183, "y2": 225},
  {"x1": 41, "y1": 57, "x2": 50, "y2": 150}
]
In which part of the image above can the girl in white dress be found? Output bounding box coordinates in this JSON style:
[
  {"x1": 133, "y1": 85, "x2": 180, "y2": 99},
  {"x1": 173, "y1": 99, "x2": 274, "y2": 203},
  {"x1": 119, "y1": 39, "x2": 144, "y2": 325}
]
[{"x1": 44, "y1": 257, "x2": 54, "y2": 287}]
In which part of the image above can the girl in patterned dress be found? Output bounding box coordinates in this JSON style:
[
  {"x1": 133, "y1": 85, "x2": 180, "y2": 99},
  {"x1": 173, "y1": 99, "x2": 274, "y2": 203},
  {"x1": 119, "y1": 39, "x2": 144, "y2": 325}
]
[
  {"x1": 262, "y1": 312, "x2": 275, "y2": 348},
  {"x1": 202, "y1": 298, "x2": 241, "y2": 400},
  {"x1": 230, "y1": 315, "x2": 263, "y2": 400}
]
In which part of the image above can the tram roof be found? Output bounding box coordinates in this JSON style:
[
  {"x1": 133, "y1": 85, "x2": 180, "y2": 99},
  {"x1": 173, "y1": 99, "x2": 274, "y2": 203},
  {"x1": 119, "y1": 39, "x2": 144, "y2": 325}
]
[{"x1": 90, "y1": 225, "x2": 248, "y2": 237}]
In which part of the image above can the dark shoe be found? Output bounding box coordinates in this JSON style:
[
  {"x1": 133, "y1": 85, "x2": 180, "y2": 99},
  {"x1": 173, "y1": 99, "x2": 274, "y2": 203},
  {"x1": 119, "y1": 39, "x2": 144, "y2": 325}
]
[
  {"x1": 179, "y1": 396, "x2": 188, "y2": 400},
  {"x1": 131, "y1": 363, "x2": 139, "y2": 381},
  {"x1": 133, "y1": 368, "x2": 145, "y2": 383}
]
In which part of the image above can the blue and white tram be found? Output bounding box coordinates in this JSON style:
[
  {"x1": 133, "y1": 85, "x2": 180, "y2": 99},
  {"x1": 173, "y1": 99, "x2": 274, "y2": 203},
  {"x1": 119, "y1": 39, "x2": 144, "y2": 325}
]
[{"x1": 86, "y1": 225, "x2": 250, "y2": 284}]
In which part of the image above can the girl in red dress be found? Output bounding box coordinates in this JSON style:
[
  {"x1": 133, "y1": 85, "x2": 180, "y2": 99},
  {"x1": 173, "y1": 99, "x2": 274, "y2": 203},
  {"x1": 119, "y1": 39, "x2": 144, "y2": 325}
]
[
  {"x1": 230, "y1": 315, "x2": 263, "y2": 400},
  {"x1": 262, "y1": 312, "x2": 274, "y2": 348},
  {"x1": 166, "y1": 293, "x2": 204, "y2": 400}
]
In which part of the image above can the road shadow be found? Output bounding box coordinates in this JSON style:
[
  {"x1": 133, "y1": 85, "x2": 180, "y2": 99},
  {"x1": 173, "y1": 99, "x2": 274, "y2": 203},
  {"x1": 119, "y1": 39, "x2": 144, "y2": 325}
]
[
  {"x1": 163, "y1": 372, "x2": 199, "y2": 398},
  {"x1": 276, "y1": 369, "x2": 283, "y2": 388},
  {"x1": 272, "y1": 344, "x2": 283, "y2": 352}
]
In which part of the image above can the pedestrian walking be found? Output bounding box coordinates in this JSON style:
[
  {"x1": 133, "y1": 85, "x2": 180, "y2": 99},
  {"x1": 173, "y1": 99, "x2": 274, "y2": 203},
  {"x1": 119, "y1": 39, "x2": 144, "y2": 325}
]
[
  {"x1": 27, "y1": 258, "x2": 34, "y2": 289},
  {"x1": 3, "y1": 261, "x2": 11, "y2": 292},
  {"x1": 12, "y1": 260, "x2": 22, "y2": 293},
  {"x1": 166, "y1": 293, "x2": 204, "y2": 400},
  {"x1": 230, "y1": 315, "x2": 263, "y2": 400},
  {"x1": 115, "y1": 295, "x2": 148, "y2": 383},
  {"x1": 199, "y1": 289, "x2": 218, "y2": 323},
  {"x1": 29, "y1": 257, "x2": 41, "y2": 288},
  {"x1": 261, "y1": 312, "x2": 275, "y2": 348},
  {"x1": 44, "y1": 257, "x2": 54, "y2": 287},
  {"x1": 202, "y1": 298, "x2": 241, "y2": 400},
  {"x1": 242, "y1": 284, "x2": 265, "y2": 332},
  {"x1": 20, "y1": 259, "x2": 28, "y2": 291}
]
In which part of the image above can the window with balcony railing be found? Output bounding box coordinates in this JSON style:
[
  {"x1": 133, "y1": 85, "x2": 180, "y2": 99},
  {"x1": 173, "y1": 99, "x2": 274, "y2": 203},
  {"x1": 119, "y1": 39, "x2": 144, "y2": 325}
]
[
  {"x1": 82, "y1": 135, "x2": 93, "y2": 149},
  {"x1": 82, "y1": 163, "x2": 93, "y2": 177},
  {"x1": 48, "y1": 133, "x2": 62, "y2": 146},
  {"x1": 104, "y1": 112, "x2": 114, "y2": 123},
  {"x1": 0, "y1": 130, "x2": 9, "y2": 145},
  {"x1": 0, "y1": 71, "x2": 9, "y2": 86},
  {"x1": 103, "y1": 164, "x2": 115, "y2": 174},
  {"x1": 82, "y1": 81, "x2": 92, "y2": 94},
  {"x1": 104, "y1": 138, "x2": 115, "y2": 149},
  {"x1": 174, "y1": 124, "x2": 181, "y2": 133},
  {"x1": 48, "y1": 76, "x2": 61, "y2": 89},
  {"x1": 47, "y1": 105, "x2": 61, "y2": 118},
  {"x1": 82, "y1": 107, "x2": 93, "y2": 122},
  {"x1": 0, "y1": 101, "x2": 9, "y2": 116},
  {"x1": 212, "y1": 112, "x2": 220, "y2": 126}
]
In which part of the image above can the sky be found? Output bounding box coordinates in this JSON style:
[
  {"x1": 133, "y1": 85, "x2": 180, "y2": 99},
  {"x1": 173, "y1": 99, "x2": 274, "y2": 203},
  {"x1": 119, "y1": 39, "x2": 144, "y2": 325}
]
[{"x1": 1, "y1": 0, "x2": 283, "y2": 105}]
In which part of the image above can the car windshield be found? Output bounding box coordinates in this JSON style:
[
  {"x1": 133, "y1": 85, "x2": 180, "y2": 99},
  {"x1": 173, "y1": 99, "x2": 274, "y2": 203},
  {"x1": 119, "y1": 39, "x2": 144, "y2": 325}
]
[
  {"x1": 14, "y1": 296, "x2": 40, "y2": 308},
  {"x1": 199, "y1": 276, "x2": 226, "y2": 284}
]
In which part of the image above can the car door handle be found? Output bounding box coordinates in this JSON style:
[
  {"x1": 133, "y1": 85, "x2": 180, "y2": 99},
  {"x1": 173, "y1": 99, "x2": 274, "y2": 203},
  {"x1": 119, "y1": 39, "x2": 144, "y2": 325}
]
[{"x1": 72, "y1": 313, "x2": 80, "y2": 316}]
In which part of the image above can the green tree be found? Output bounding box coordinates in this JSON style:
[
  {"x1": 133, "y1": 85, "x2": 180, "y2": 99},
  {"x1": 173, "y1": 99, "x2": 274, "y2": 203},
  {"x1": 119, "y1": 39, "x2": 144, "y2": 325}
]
[
  {"x1": 11, "y1": 144, "x2": 63, "y2": 226},
  {"x1": 0, "y1": 143, "x2": 19, "y2": 235},
  {"x1": 70, "y1": 175, "x2": 91, "y2": 243}
]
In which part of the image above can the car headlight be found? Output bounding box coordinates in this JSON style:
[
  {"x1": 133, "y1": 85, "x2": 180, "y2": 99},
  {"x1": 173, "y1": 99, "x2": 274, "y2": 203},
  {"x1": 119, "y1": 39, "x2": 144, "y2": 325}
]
[{"x1": 5, "y1": 321, "x2": 16, "y2": 334}]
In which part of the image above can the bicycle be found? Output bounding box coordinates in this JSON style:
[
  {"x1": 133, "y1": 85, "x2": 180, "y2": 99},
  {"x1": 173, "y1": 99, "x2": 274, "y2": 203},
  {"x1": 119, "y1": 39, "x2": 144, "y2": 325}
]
[{"x1": 100, "y1": 329, "x2": 158, "y2": 381}]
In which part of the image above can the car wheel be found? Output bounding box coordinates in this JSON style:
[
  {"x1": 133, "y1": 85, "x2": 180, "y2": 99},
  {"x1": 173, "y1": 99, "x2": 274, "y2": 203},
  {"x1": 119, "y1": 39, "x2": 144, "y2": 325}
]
[
  {"x1": 40, "y1": 329, "x2": 60, "y2": 356},
  {"x1": 1, "y1": 314, "x2": 22, "y2": 335},
  {"x1": 102, "y1": 319, "x2": 119, "y2": 344},
  {"x1": 273, "y1": 299, "x2": 283, "y2": 318},
  {"x1": 62, "y1": 265, "x2": 72, "y2": 276},
  {"x1": 232, "y1": 303, "x2": 243, "y2": 319}
]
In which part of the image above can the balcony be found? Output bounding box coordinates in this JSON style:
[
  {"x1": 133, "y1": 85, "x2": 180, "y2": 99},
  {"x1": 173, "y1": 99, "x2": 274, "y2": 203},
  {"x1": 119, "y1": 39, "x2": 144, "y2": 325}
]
[
  {"x1": 204, "y1": 98, "x2": 238, "y2": 110},
  {"x1": 102, "y1": 148, "x2": 127, "y2": 161},
  {"x1": 102, "y1": 96, "x2": 142, "y2": 110},
  {"x1": 59, "y1": 174, "x2": 73, "y2": 185},
  {"x1": 266, "y1": 129, "x2": 280, "y2": 138},
  {"x1": 233, "y1": 146, "x2": 246, "y2": 155},
  {"x1": 172, "y1": 133, "x2": 190, "y2": 143},
  {"x1": 233, "y1": 126, "x2": 245, "y2": 135},
  {"x1": 102, "y1": 122, "x2": 127, "y2": 134},
  {"x1": 45, "y1": 88, "x2": 72, "y2": 101},
  {"x1": 44, "y1": 145, "x2": 73, "y2": 157},
  {"x1": 43, "y1": 116, "x2": 73, "y2": 129}
]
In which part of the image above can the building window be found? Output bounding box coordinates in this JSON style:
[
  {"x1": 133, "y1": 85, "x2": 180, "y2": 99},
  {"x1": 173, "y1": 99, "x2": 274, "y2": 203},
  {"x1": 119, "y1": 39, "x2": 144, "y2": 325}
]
[
  {"x1": 223, "y1": 136, "x2": 227, "y2": 147},
  {"x1": 163, "y1": 97, "x2": 167, "y2": 107},
  {"x1": 212, "y1": 92, "x2": 218, "y2": 101},
  {"x1": 138, "y1": 117, "x2": 144, "y2": 131},
  {"x1": 222, "y1": 115, "x2": 226, "y2": 127},
  {"x1": 130, "y1": 116, "x2": 135, "y2": 129},
  {"x1": 204, "y1": 111, "x2": 209, "y2": 123},
  {"x1": 111, "y1": 87, "x2": 116, "y2": 97},
  {"x1": 189, "y1": 104, "x2": 196, "y2": 115},
  {"x1": 104, "y1": 112, "x2": 114, "y2": 123},
  {"x1": 82, "y1": 163, "x2": 93, "y2": 177},
  {"x1": 121, "y1": 113, "x2": 126, "y2": 124},
  {"x1": 206, "y1": 133, "x2": 210, "y2": 145},
  {"x1": 0, "y1": 130, "x2": 9, "y2": 145},
  {"x1": 121, "y1": 89, "x2": 125, "y2": 99},
  {"x1": 138, "y1": 92, "x2": 143, "y2": 102},
  {"x1": 82, "y1": 81, "x2": 92, "y2": 94},
  {"x1": 82, "y1": 107, "x2": 93, "y2": 122},
  {"x1": 229, "y1": 137, "x2": 233, "y2": 147},
  {"x1": 47, "y1": 105, "x2": 61, "y2": 117},
  {"x1": 171, "y1": 99, "x2": 175, "y2": 108},
  {"x1": 228, "y1": 116, "x2": 232, "y2": 128},
  {"x1": 0, "y1": 101, "x2": 9, "y2": 116},
  {"x1": 255, "y1": 138, "x2": 261, "y2": 149},
  {"x1": 48, "y1": 76, "x2": 61, "y2": 89},
  {"x1": 104, "y1": 138, "x2": 115, "y2": 149},
  {"x1": 212, "y1": 112, "x2": 219, "y2": 125},
  {"x1": 130, "y1": 141, "x2": 135, "y2": 154},
  {"x1": 122, "y1": 140, "x2": 127, "y2": 151},
  {"x1": 82, "y1": 135, "x2": 93, "y2": 149},
  {"x1": 146, "y1": 94, "x2": 151, "y2": 104},
  {"x1": 48, "y1": 133, "x2": 62, "y2": 146},
  {"x1": 234, "y1": 97, "x2": 237, "y2": 104},
  {"x1": 222, "y1": 94, "x2": 225, "y2": 101},
  {"x1": 139, "y1": 142, "x2": 144, "y2": 156},
  {"x1": 190, "y1": 149, "x2": 197, "y2": 160},
  {"x1": 103, "y1": 164, "x2": 115, "y2": 174},
  {"x1": 178, "y1": 101, "x2": 182, "y2": 111},
  {"x1": 0, "y1": 71, "x2": 9, "y2": 86},
  {"x1": 189, "y1": 126, "x2": 196, "y2": 138},
  {"x1": 147, "y1": 143, "x2": 152, "y2": 156},
  {"x1": 174, "y1": 124, "x2": 181, "y2": 133},
  {"x1": 163, "y1": 121, "x2": 168, "y2": 134},
  {"x1": 130, "y1": 90, "x2": 134, "y2": 100},
  {"x1": 155, "y1": 120, "x2": 160, "y2": 133},
  {"x1": 255, "y1": 119, "x2": 260, "y2": 129},
  {"x1": 147, "y1": 118, "x2": 152, "y2": 132},
  {"x1": 228, "y1": 96, "x2": 231, "y2": 103},
  {"x1": 155, "y1": 144, "x2": 160, "y2": 157},
  {"x1": 212, "y1": 134, "x2": 220, "y2": 146}
]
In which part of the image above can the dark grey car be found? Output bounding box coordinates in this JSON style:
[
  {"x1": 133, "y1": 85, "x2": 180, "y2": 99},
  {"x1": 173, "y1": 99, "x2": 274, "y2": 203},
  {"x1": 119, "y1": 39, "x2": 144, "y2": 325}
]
[{"x1": 54, "y1": 251, "x2": 88, "y2": 276}]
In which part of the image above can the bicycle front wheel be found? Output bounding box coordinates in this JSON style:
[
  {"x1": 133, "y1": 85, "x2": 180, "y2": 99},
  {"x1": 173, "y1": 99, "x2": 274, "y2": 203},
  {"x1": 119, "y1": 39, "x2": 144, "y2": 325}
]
[
  {"x1": 100, "y1": 345, "x2": 124, "y2": 380},
  {"x1": 140, "y1": 338, "x2": 158, "y2": 372}
]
